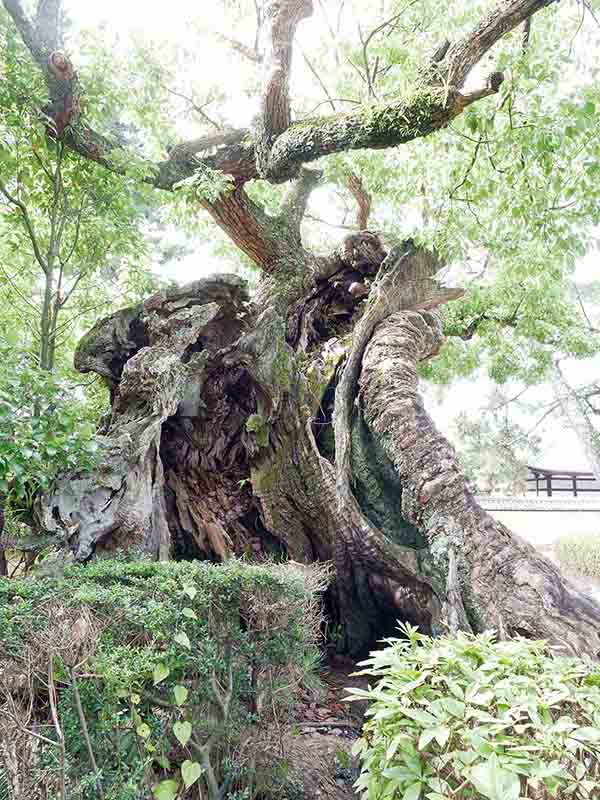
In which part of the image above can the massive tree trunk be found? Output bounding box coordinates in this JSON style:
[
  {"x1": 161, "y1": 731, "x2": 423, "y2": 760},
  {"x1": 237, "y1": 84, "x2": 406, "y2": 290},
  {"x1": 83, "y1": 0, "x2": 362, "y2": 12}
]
[
  {"x1": 35, "y1": 237, "x2": 600, "y2": 657},
  {"x1": 7, "y1": 0, "x2": 600, "y2": 657}
]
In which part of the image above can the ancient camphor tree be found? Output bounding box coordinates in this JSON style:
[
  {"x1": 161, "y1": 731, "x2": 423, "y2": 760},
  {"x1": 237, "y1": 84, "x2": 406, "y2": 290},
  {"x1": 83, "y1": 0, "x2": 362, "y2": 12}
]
[{"x1": 4, "y1": 0, "x2": 600, "y2": 654}]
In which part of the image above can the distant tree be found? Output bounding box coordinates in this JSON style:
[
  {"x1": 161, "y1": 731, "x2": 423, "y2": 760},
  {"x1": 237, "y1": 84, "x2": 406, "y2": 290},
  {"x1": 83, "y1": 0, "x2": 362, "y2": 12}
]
[{"x1": 453, "y1": 400, "x2": 541, "y2": 495}]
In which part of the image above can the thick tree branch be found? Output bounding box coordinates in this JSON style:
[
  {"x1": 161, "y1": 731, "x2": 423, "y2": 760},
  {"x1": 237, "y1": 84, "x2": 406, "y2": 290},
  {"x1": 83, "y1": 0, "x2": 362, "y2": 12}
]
[
  {"x1": 255, "y1": 0, "x2": 313, "y2": 174},
  {"x1": 264, "y1": 86, "x2": 483, "y2": 181},
  {"x1": 279, "y1": 167, "x2": 322, "y2": 231},
  {"x1": 203, "y1": 187, "x2": 281, "y2": 270},
  {"x1": 347, "y1": 172, "x2": 372, "y2": 230},
  {"x1": 2, "y1": 0, "x2": 560, "y2": 199},
  {"x1": 445, "y1": 0, "x2": 558, "y2": 88},
  {"x1": 4, "y1": 0, "x2": 79, "y2": 138},
  {"x1": 333, "y1": 242, "x2": 463, "y2": 509},
  {"x1": 35, "y1": 0, "x2": 62, "y2": 53}
]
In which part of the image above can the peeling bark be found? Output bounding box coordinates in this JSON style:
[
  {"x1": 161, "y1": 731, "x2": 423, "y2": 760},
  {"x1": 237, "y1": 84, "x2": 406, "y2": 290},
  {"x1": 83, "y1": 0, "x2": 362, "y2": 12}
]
[{"x1": 36, "y1": 276, "x2": 250, "y2": 561}]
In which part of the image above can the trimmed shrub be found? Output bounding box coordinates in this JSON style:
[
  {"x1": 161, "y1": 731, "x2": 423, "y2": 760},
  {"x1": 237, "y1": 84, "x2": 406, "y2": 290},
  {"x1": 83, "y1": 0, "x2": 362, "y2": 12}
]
[
  {"x1": 0, "y1": 556, "x2": 329, "y2": 800},
  {"x1": 348, "y1": 625, "x2": 600, "y2": 800},
  {"x1": 555, "y1": 533, "x2": 600, "y2": 579}
]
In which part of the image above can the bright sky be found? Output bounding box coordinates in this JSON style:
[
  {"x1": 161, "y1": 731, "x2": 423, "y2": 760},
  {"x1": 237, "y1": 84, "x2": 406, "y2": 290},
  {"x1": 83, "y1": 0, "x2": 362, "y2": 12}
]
[{"x1": 63, "y1": 0, "x2": 600, "y2": 473}]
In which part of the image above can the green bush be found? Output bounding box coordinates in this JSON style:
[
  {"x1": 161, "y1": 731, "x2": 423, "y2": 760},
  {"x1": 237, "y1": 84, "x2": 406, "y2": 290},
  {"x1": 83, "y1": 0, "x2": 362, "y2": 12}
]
[
  {"x1": 0, "y1": 556, "x2": 328, "y2": 800},
  {"x1": 347, "y1": 625, "x2": 600, "y2": 800},
  {"x1": 0, "y1": 347, "x2": 99, "y2": 515},
  {"x1": 554, "y1": 534, "x2": 600, "y2": 579}
]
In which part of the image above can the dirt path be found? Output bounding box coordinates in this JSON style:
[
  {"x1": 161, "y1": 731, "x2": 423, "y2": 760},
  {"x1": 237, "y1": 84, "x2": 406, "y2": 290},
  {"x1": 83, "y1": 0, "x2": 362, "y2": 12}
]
[{"x1": 268, "y1": 655, "x2": 369, "y2": 799}]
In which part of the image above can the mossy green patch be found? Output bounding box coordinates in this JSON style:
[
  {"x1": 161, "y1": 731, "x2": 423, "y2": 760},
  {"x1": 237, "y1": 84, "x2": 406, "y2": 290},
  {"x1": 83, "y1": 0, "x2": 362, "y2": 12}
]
[{"x1": 246, "y1": 412, "x2": 270, "y2": 448}]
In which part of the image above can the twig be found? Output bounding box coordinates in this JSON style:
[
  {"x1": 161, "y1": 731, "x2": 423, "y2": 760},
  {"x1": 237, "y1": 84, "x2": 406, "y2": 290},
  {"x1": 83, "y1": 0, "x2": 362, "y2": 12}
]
[
  {"x1": 70, "y1": 667, "x2": 105, "y2": 799},
  {"x1": 0, "y1": 177, "x2": 47, "y2": 273},
  {"x1": 301, "y1": 50, "x2": 337, "y2": 112},
  {"x1": 574, "y1": 282, "x2": 597, "y2": 333},
  {"x1": 450, "y1": 137, "x2": 483, "y2": 199},
  {"x1": 161, "y1": 84, "x2": 222, "y2": 130},
  {"x1": 48, "y1": 658, "x2": 66, "y2": 800}
]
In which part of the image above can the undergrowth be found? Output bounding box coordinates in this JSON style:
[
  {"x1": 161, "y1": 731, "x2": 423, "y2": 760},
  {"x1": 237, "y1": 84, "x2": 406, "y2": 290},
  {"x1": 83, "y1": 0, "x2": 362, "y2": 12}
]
[
  {"x1": 0, "y1": 555, "x2": 329, "y2": 800},
  {"x1": 554, "y1": 534, "x2": 600, "y2": 580},
  {"x1": 348, "y1": 624, "x2": 600, "y2": 800}
]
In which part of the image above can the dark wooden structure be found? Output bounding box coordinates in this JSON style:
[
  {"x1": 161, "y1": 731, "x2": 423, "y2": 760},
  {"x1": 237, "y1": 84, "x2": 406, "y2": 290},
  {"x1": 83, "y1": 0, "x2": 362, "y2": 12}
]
[{"x1": 527, "y1": 466, "x2": 600, "y2": 497}]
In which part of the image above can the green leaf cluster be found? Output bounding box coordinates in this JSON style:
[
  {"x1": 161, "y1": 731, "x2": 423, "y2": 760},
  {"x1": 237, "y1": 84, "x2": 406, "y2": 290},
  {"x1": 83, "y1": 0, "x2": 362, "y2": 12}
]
[
  {"x1": 0, "y1": 347, "x2": 98, "y2": 511},
  {"x1": 348, "y1": 624, "x2": 600, "y2": 799}
]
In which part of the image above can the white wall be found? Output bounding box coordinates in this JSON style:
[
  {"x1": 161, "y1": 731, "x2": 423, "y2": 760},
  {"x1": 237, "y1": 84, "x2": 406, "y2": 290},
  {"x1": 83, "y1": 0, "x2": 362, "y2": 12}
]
[{"x1": 487, "y1": 509, "x2": 600, "y2": 550}]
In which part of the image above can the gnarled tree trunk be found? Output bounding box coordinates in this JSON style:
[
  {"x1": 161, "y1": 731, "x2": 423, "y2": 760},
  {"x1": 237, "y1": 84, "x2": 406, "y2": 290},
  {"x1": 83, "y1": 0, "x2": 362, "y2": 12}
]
[
  {"x1": 35, "y1": 238, "x2": 600, "y2": 657},
  {"x1": 6, "y1": 0, "x2": 599, "y2": 656}
]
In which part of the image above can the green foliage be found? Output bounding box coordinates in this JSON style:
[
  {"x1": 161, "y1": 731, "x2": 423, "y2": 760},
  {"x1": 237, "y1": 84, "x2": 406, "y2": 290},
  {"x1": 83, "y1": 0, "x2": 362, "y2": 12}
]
[
  {"x1": 0, "y1": 557, "x2": 327, "y2": 799},
  {"x1": 0, "y1": 6, "x2": 162, "y2": 376},
  {"x1": 0, "y1": 347, "x2": 98, "y2": 512},
  {"x1": 315, "y1": 1, "x2": 600, "y2": 385},
  {"x1": 555, "y1": 534, "x2": 600, "y2": 579},
  {"x1": 173, "y1": 165, "x2": 235, "y2": 202},
  {"x1": 348, "y1": 625, "x2": 600, "y2": 799}
]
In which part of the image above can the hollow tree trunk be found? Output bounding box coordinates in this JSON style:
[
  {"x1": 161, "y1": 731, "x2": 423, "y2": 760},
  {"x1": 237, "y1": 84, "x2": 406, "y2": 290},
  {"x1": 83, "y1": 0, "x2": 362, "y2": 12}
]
[
  {"x1": 8, "y1": 0, "x2": 589, "y2": 656},
  {"x1": 34, "y1": 237, "x2": 600, "y2": 658}
]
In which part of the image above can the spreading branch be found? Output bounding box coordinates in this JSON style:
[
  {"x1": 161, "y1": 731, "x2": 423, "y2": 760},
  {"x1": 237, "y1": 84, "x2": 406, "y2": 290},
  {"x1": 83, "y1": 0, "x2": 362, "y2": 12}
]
[
  {"x1": 2, "y1": 0, "x2": 563, "y2": 261},
  {"x1": 203, "y1": 186, "x2": 282, "y2": 270},
  {"x1": 0, "y1": 177, "x2": 48, "y2": 272},
  {"x1": 279, "y1": 167, "x2": 322, "y2": 231},
  {"x1": 255, "y1": 0, "x2": 313, "y2": 175},
  {"x1": 347, "y1": 172, "x2": 372, "y2": 230},
  {"x1": 213, "y1": 30, "x2": 263, "y2": 63},
  {"x1": 445, "y1": 0, "x2": 558, "y2": 88}
]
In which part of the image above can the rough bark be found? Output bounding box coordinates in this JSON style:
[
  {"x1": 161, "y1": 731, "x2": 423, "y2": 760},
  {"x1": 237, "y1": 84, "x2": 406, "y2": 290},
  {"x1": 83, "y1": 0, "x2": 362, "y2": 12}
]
[
  {"x1": 8, "y1": 0, "x2": 600, "y2": 659},
  {"x1": 37, "y1": 276, "x2": 250, "y2": 561},
  {"x1": 34, "y1": 239, "x2": 600, "y2": 657},
  {"x1": 254, "y1": 0, "x2": 313, "y2": 175},
  {"x1": 360, "y1": 311, "x2": 600, "y2": 655}
]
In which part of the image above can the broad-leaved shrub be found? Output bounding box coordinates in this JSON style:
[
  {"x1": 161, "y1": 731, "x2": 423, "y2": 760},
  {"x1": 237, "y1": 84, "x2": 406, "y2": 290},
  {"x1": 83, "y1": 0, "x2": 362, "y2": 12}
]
[{"x1": 348, "y1": 625, "x2": 600, "y2": 800}]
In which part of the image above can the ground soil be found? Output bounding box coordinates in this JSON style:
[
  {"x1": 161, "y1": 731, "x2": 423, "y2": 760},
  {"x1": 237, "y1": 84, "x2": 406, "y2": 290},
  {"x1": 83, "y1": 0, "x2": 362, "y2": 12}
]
[{"x1": 267, "y1": 654, "x2": 370, "y2": 799}]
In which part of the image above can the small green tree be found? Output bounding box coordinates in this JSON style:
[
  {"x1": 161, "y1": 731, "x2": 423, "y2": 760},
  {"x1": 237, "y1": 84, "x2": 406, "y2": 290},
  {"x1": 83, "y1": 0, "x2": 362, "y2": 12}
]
[
  {"x1": 349, "y1": 625, "x2": 600, "y2": 799},
  {"x1": 0, "y1": 347, "x2": 98, "y2": 571}
]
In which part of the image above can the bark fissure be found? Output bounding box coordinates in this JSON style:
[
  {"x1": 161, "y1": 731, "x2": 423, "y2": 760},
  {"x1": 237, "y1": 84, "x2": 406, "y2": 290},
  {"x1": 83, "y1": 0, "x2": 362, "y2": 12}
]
[{"x1": 359, "y1": 310, "x2": 600, "y2": 654}]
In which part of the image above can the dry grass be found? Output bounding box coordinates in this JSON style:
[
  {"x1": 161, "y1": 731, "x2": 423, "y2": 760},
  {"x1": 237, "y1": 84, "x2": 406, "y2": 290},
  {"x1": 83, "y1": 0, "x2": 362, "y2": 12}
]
[{"x1": 554, "y1": 533, "x2": 600, "y2": 579}]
